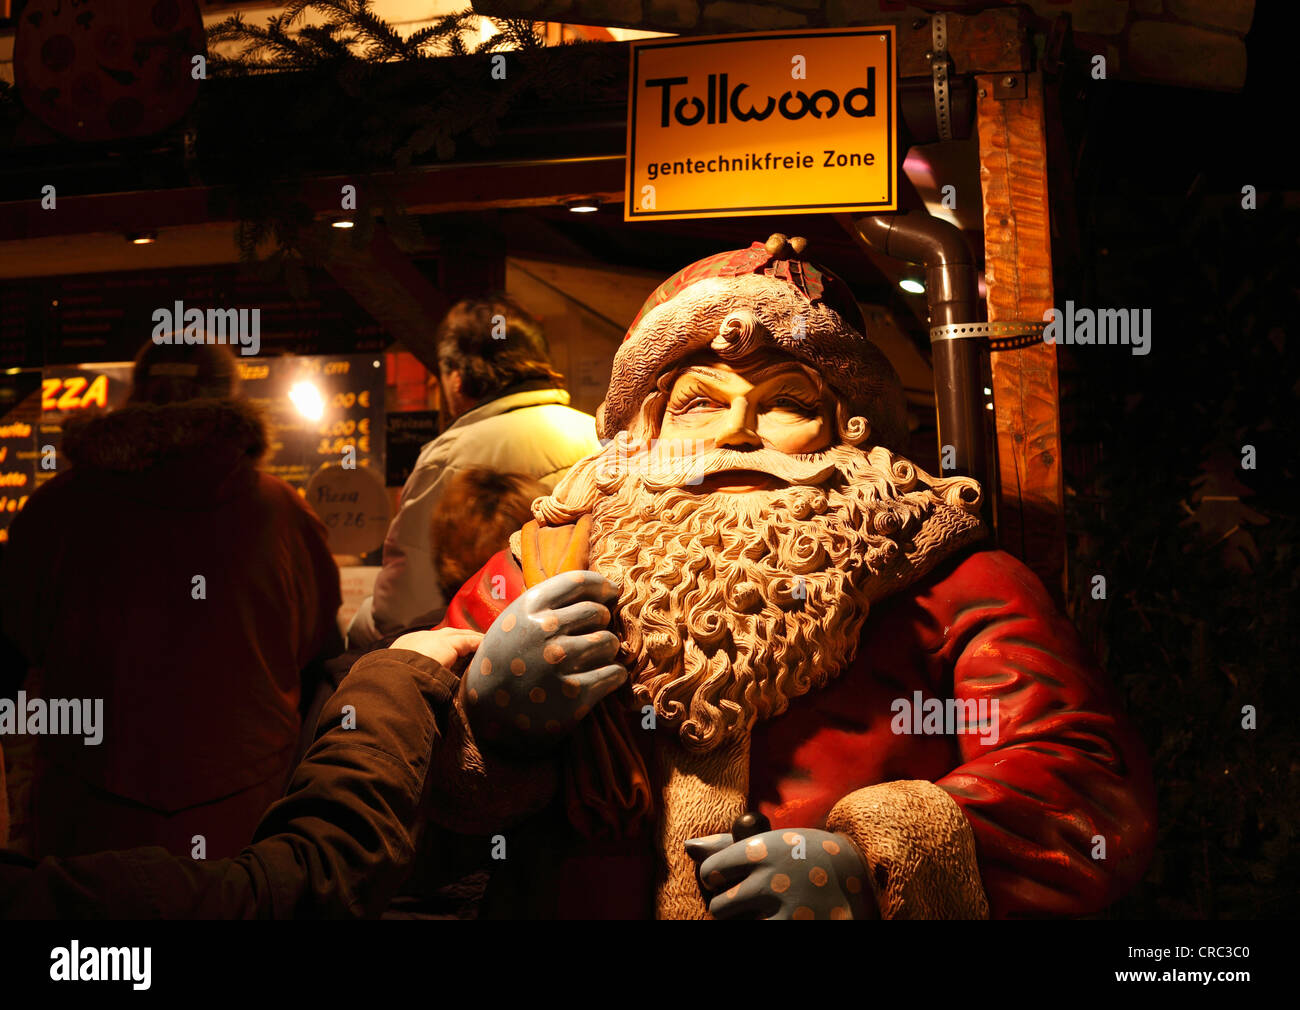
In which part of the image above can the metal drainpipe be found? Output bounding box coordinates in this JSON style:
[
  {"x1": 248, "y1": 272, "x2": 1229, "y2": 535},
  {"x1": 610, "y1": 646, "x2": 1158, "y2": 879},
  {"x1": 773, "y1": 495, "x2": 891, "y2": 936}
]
[{"x1": 846, "y1": 211, "x2": 993, "y2": 521}]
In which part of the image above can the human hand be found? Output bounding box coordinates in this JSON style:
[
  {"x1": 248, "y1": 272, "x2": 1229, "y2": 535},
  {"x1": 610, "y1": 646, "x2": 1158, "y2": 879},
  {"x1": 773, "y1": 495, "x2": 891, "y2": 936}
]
[
  {"x1": 687, "y1": 827, "x2": 876, "y2": 920},
  {"x1": 458, "y1": 570, "x2": 626, "y2": 754},
  {"x1": 389, "y1": 627, "x2": 484, "y2": 671}
]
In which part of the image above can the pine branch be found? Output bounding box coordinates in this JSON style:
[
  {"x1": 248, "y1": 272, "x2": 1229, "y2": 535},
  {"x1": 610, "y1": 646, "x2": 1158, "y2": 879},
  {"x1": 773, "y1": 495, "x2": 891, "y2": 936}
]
[
  {"x1": 341, "y1": 6, "x2": 408, "y2": 61},
  {"x1": 298, "y1": 24, "x2": 356, "y2": 61},
  {"x1": 208, "y1": 13, "x2": 320, "y2": 70},
  {"x1": 206, "y1": 53, "x2": 283, "y2": 77},
  {"x1": 502, "y1": 18, "x2": 545, "y2": 50},
  {"x1": 406, "y1": 12, "x2": 479, "y2": 56},
  {"x1": 210, "y1": 4, "x2": 502, "y2": 70},
  {"x1": 205, "y1": 13, "x2": 255, "y2": 45},
  {"x1": 475, "y1": 19, "x2": 543, "y2": 55},
  {"x1": 280, "y1": 0, "x2": 319, "y2": 28},
  {"x1": 403, "y1": 25, "x2": 442, "y2": 55},
  {"x1": 266, "y1": 20, "x2": 322, "y2": 66}
]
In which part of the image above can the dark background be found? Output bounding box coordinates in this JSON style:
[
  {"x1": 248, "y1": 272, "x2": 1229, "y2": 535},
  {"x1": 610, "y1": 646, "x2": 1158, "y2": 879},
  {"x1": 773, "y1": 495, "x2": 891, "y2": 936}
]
[{"x1": 1057, "y1": 0, "x2": 1297, "y2": 918}]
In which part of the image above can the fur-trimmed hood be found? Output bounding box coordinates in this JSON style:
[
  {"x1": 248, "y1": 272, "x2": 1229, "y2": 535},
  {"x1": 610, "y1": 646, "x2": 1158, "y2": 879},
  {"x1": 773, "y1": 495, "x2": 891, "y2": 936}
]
[
  {"x1": 61, "y1": 398, "x2": 269, "y2": 505},
  {"x1": 64, "y1": 398, "x2": 268, "y2": 472}
]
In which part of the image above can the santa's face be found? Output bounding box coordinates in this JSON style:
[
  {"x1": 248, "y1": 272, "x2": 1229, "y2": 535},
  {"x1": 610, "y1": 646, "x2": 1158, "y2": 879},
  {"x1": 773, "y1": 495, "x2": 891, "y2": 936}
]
[
  {"x1": 574, "y1": 351, "x2": 890, "y2": 752},
  {"x1": 532, "y1": 340, "x2": 978, "y2": 753},
  {"x1": 657, "y1": 354, "x2": 834, "y2": 494}
]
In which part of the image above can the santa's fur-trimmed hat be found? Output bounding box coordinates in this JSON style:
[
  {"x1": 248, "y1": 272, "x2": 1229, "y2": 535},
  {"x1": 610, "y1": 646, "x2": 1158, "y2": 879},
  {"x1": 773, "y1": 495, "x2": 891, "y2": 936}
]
[{"x1": 596, "y1": 234, "x2": 907, "y2": 449}]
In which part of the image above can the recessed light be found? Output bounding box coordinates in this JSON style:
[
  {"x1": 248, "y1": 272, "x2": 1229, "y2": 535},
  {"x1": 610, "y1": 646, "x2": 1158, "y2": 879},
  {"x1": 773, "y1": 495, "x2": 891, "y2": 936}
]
[
  {"x1": 127, "y1": 231, "x2": 157, "y2": 245},
  {"x1": 565, "y1": 198, "x2": 600, "y2": 213},
  {"x1": 899, "y1": 278, "x2": 925, "y2": 294}
]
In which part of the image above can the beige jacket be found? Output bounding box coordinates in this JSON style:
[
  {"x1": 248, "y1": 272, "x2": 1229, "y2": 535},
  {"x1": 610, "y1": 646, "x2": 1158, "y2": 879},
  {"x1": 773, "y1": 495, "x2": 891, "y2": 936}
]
[{"x1": 347, "y1": 385, "x2": 599, "y2": 646}]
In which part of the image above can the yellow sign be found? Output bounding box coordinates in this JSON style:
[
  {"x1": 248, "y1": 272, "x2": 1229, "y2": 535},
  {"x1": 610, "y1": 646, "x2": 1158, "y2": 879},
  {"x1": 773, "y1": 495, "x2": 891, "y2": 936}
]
[{"x1": 625, "y1": 27, "x2": 897, "y2": 221}]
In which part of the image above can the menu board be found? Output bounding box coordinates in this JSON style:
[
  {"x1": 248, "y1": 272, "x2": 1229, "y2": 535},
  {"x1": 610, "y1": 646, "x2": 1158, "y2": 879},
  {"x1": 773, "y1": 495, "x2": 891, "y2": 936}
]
[
  {"x1": 237, "y1": 354, "x2": 385, "y2": 490},
  {"x1": 0, "y1": 354, "x2": 387, "y2": 542},
  {"x1": 0, "y1": 364, "x2": 135, "y2": 543},
  {"x1": 0, "y1": 371, "x2": 41, "y2": 543},
  {"x1": 37, "y1": 364, "x2": 136, "y2": 489}
]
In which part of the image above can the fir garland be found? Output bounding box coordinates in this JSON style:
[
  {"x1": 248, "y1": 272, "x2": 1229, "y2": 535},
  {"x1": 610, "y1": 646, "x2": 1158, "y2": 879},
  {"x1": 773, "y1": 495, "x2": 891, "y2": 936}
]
[{"x1": 201, "y1": 1, "x2": 595, "y2": 285}]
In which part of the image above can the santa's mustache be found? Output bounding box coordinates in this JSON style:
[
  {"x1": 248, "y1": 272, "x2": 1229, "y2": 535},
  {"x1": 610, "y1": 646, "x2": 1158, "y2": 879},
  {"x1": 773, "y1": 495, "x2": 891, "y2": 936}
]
[{"x1": 594, "y1": 441, "x2": 864, "y2": 494}]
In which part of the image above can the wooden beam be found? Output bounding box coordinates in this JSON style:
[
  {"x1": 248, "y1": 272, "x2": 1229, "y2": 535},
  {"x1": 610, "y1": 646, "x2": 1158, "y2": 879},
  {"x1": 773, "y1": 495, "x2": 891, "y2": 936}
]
[
  {"x1": 896, "y1": 8, "x2": 1029, "y2": 78},
  {"x1": 322, "y1": 225, "x2": 453, "y2": 363},
  {"x1": 977, "y1": 69, "x2": 1065, "y2": 601},
  {"x1": 472, "y1": 3, "x2": 1029, "y2": 75},
  {"x1": 0, "y1": 156, "x2": 627, "y2": 242}
]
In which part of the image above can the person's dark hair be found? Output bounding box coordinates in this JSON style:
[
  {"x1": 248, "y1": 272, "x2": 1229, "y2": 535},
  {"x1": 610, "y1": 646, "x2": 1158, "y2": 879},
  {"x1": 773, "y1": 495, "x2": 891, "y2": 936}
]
[
  {"x1": 430, "y1": 468, "x2": 549, "y2": 598},
  {"x1": 434, "y1": 296, "x2": 564, "y2": 402},
  {"x1": 128, "y1": 338, "x2": 240, "y2": 405}
]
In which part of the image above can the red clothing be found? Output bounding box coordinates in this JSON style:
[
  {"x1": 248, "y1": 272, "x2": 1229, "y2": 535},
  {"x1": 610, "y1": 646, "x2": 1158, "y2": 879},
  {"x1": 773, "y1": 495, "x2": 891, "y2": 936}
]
[
  {"x1": 0, "y1": 399, "x2": 341, "y2": 858},
  {"x1": 439, "y1": 545, "x2": 1156, "y2": 918}
]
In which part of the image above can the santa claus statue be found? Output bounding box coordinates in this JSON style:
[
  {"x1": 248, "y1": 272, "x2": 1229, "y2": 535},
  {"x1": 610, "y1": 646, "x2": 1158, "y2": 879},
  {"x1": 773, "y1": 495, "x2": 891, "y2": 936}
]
[{"x1": 424, "y1": 234, "x2": 1157, "y2": 919}]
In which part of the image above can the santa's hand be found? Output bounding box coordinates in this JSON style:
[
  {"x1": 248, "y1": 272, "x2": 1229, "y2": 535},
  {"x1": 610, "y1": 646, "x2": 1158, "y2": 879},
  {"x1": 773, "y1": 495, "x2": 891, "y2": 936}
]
[
  {"x1": 688, "y1": 828, "x2": 876, "y2": 920},
  {"x1": 458, "y1": 570, "x2": 626, "y2": 755}
]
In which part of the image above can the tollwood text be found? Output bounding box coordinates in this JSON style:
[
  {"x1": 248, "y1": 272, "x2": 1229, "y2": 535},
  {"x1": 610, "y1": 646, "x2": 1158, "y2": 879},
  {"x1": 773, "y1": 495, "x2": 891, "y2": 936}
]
[{"x1": 645, "y1": 70, "x2": 878, "y2": 128}]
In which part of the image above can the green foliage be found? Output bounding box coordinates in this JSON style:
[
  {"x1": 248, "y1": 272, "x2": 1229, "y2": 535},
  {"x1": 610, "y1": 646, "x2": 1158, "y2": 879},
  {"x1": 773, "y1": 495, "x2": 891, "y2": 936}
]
[
  {"x1": 1063, "y1": 189, "x2": 1299, "y2": 918},
  {"x1": 206, "y1": 2, "x2": 541, "y2": 74}
]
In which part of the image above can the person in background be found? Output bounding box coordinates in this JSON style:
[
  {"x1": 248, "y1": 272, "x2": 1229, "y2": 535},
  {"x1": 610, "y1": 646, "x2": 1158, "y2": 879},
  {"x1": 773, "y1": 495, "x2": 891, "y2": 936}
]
[
  {"x1": 429, "y1": 468, "x2": 550, "y2": 604},
  {"x1": 323, "y1": 468, "x2": 547, "y2": 681},
  {"x1": 346, "y1": 296, "x2": 600, "y2": 648},
  {"x1": 0, "y1": 338, "x2": 342, "y2": 860}
]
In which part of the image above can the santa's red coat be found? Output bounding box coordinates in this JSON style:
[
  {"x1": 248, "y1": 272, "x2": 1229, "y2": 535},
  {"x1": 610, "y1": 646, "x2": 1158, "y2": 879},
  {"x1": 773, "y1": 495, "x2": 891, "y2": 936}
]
[{"x1": 439, "y1": 545, "x2": 1157, "y2": 918}]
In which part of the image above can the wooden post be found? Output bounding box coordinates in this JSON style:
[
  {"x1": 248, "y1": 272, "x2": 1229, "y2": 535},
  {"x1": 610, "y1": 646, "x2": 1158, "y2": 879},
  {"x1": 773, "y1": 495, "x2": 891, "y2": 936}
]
[{"x1": 977, "y1": 70, "x2": 1066, "y2": 600}]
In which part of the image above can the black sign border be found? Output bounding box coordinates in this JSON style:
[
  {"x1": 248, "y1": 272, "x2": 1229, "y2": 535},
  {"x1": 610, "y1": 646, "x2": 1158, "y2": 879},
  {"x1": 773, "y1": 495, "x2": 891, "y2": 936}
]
[{"x1": 626, "y1": 27, "x2": 896, "y2": 219}]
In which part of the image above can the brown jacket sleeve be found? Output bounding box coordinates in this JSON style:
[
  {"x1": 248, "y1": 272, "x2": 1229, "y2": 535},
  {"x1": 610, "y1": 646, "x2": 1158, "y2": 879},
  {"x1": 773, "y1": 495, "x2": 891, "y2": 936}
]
[{"x1": 0, "y1": 648, "x2": 456, "y2": 919}]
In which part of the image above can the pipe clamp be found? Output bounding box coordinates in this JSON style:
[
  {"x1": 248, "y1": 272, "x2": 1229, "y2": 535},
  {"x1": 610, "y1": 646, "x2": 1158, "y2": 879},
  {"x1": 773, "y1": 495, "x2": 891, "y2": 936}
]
[
  {"x1": 929, "y1": 320, "x2": 1048, "y2": 350},
  {"x1": 930, "y1": 14, "x2": 953, "y2": 142}
]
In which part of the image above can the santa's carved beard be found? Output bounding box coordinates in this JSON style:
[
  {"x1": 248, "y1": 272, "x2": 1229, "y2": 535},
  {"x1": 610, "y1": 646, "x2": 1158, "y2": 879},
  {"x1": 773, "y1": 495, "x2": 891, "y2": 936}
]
[{"x1": 547, "y1": 440, "x2": 975, "y2": 753}]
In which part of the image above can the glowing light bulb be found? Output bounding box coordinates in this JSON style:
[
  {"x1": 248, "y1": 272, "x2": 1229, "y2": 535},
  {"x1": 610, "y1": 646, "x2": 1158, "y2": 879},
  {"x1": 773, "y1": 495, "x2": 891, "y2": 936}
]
[{"x1": 289, "y1": 381, "x2": 325, "y2": 421}]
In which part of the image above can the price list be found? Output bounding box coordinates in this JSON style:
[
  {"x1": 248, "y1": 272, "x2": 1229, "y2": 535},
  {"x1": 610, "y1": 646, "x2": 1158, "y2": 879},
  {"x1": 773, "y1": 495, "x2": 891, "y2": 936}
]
[
  {"x1": 0, "y1": 354, "x2": 387, "y2": 540},
  {"x1": 236, "y1": 354, "x2": 386, "y2": 492}
]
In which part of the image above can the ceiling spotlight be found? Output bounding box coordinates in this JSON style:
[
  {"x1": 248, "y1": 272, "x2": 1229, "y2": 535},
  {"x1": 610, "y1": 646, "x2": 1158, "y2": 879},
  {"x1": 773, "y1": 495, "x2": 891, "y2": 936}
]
[
  {"x1": 899, "y1": 278, "x2": 925, "y2": 295},
  {"x1": 331, "y1": 218, "x2": 355, "y2": 229},
  {"x1": 127, "y1": 231, "x2": 157, "y2": 245},
  {"x1": 565, "y1": 198, "x2": 600, "y2": 213}
]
